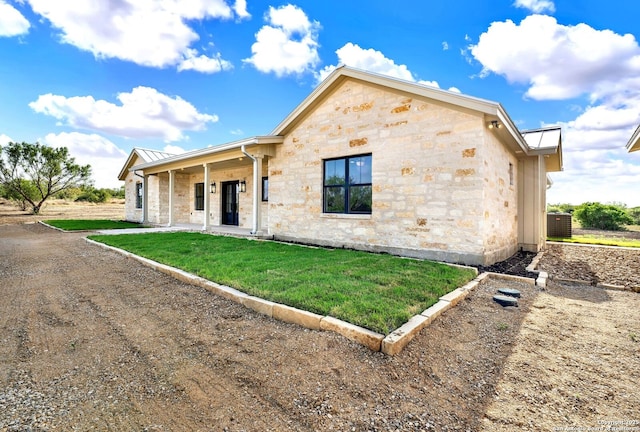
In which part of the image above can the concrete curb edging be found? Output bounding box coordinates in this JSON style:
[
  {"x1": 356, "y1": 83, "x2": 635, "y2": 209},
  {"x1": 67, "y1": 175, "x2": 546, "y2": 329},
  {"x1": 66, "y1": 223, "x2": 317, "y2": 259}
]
[
  {"x1": 380, "y1": 275, "x2": 486, "y2": 355},
  {"x1": 85, "y1": 238, "x2": 513, "y2": 355},
  {"x1": 39, "y1": 221, "x2": 71, "y2": 233},
  {"x1": 525, "y1": 250, "x2": 548, "y2": 288},
  {"x1": 85, "y1": 238, "x2": 385, "y2": 351}
]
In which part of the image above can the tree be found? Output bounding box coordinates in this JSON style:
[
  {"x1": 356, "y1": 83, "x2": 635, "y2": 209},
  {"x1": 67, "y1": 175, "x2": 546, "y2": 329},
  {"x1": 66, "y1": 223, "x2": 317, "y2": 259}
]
[
  {"x1": 573, "y1": 202, "x2": 633, "y2": 231},
  {"x1": 0, "y1": 142, "x2": 91, "y2": 214}
]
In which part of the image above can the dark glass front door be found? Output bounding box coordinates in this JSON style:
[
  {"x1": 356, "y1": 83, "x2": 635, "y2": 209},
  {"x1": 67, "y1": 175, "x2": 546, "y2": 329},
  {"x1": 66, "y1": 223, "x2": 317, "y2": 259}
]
[{"x1": 222, "y1": 181, "x2": 239, "y2": 225}]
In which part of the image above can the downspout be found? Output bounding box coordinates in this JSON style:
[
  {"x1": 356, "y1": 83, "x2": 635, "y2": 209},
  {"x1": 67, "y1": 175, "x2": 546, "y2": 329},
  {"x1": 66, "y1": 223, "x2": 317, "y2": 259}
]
[{"x1": 241, "y1": 145, "x2": 259, "y2": 234}]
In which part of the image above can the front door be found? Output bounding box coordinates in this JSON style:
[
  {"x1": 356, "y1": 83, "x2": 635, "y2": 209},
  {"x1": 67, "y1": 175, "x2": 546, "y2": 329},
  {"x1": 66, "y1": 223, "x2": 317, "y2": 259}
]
[{"x1": 222, "y1": 181, "x2": 239, "y2": 225}]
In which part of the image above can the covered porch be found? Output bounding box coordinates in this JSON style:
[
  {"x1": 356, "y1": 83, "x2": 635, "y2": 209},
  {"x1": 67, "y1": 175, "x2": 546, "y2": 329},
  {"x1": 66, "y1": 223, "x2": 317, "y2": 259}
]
[{"x1": 132, "y1": 137, "x2": 282, "y2": 236}]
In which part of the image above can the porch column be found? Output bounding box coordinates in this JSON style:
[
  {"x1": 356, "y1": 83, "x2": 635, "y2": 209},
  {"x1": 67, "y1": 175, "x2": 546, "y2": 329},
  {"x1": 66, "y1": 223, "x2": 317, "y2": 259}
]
[
  {"x1": 203, "y1": 163, "x2": 210, "y2": 231},
  {"x1": 252, "y1": 155, "x2": 263, "y2": 235},
  {"x1": 142, "y1": 174, "x2": 149, "y2": 224},
  {"x1": 168, "y1": 170, "x2": 175, "y2": 227}
]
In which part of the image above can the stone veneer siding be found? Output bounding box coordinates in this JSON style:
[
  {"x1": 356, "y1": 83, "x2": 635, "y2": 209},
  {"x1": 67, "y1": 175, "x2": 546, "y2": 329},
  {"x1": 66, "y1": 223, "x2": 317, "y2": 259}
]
[{"x1": 268, "y1": 79, "x2": 519, "y2": 265}]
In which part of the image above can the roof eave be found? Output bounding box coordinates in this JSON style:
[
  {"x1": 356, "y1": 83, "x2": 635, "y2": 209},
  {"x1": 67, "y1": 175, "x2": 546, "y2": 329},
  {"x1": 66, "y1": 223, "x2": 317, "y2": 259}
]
[
  {"x1": 118, "y1": 149, "x2": 142, "y2": 181},
  {"x1": 271, "y1": 65, "x2": 506, "y2": 137},
  {"x1": 130, "y1": 136, "x2": 284, "y2": 172},
  {"x1": 627, "y1": 125, "x2": 640, "y2": 152}
]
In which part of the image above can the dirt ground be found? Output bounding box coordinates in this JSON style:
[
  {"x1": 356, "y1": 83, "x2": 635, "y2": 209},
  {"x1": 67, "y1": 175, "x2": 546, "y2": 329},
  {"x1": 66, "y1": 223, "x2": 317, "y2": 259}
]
[
  {"x1": 0, "y1": 198, "x2": 126, "y2": 226},
  {"x1": 1, "y1": 200, "x2": 639, "y2": 431}
]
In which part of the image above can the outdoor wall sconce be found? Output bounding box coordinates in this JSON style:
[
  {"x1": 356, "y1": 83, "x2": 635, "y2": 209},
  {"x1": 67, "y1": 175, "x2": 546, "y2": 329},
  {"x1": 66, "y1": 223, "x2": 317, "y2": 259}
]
[
  {"x1": 488, "y1": 120, "x2": 502, "y2": 129},
  {"x1": 210, "y1": 182, "x2": 216, "y2": 194},
  {"x1": 240, "y1": 180, "x2": 247, "y2": 193}
]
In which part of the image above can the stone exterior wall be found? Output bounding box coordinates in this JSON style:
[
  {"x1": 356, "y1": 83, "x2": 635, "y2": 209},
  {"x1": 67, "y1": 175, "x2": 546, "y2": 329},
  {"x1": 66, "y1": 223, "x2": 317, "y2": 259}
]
[
  {"x1": 268, "y1": 79, "x2": 519, "y2": 265},
  {"x1": 481, "y1": 130, "x2": 519, "y2": 264},
  {"x1": 184, "y1": 165, "x2": 255, "y2": 228},
  {"x1": 123, "y1": 155, "x2": 143, "y2": 222}
]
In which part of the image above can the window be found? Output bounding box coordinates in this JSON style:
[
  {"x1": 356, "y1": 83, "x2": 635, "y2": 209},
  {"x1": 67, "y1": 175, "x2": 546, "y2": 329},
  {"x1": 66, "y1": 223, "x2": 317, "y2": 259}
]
[
  {"x1": 323, "y1": 154, "x2": 372, "y2": 214},
  {"x1": 135, "y1": 183, "x2": 143, "y2": 209},
  {"x1": 262, "y1": 177, "x2": 269, "y2": 201},
  {"x1": 194, "y1": 182, "x2": 204, "y2": 210}
]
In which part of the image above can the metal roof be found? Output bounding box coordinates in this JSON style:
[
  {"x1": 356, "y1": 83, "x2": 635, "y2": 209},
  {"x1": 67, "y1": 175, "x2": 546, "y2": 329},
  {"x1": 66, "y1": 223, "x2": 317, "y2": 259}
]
[
  {"x1": 521, "y1": 127, "x2": 562, "y2": 151},
  {"x1": 135, "y1": 148, "x2": 175, "y2": 163}
]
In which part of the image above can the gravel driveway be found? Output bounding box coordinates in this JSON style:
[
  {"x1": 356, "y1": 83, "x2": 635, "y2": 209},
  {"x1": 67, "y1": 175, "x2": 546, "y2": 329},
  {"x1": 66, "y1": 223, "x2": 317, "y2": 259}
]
[{"x1": 1, "y1": 223, "x2": 638, "y2": 431}]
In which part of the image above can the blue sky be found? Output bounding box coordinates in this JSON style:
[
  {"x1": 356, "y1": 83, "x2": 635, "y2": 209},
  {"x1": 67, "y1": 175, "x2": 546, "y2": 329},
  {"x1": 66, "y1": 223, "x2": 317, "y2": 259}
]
[{"x1": 1, "y1": 0, "x2": 639, "y2": 206}]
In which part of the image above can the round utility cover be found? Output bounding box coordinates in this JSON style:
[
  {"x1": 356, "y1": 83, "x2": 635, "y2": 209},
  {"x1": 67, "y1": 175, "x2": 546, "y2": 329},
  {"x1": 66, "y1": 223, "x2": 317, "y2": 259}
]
[
  {"x1": 497, "y1": 288, "x2": 521, "y2": 298},
  {"x1": 493, "y1": 294, "x2": 518, "y2": 307}
]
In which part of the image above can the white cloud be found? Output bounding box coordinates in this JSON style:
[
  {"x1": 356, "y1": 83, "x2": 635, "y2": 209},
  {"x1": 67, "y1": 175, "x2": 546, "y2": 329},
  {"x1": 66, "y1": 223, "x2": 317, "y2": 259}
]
[
  {"x1": 513, "y1": 0, "x2": 555, "y2": 13},
  {"x1": 548, "y1": 146, "x2": 640, "y2": 207},
  {"x1": 29, "y1": 87, "x2": 219, "y2": 142},
  {"x1": 318, "y1": 43, "x2": 460, "y2": 92},
  {"x1": 442, "y1": 41, "x2": 449, "y2": 51},
  {"x1": 178, "y1": 49, "x2": 233, "y2": 74},
  {"x1": 162, "y1": 144, "x2": 186, "y2": 154},
  {"x1": 230, "y1": 129, "x2": 244, "y2": 136},
  {"x1": 244, "y1": 4, "x2": 320, "y2": 77},
  {"x1": 42, "y1": 132, "x2": 128, "y2": 188},
  {"x1": 0, "y1": 1, "x2": 30, "y2": 36},
  {"x1": 0, "y1": 133, "x2": 14, "y2": 146},
  {"x1": 317, "y1": 43, "x2": 413, "y2": 83},
  {"x1": 470, "y1": 15, "x2": 640, "y2": 101},
  {"x1": 25, "y1": 0, "x2": 244, "y2": 71},
  {"x1": 547, "y1": 101, "x2": 640, "y2": 207},
  {"x1": 233, "y1": 0, "x2": 250, "y2": 20},
  {"x1": 471, "y1": 16, "x2": 640, "y2": 206}
]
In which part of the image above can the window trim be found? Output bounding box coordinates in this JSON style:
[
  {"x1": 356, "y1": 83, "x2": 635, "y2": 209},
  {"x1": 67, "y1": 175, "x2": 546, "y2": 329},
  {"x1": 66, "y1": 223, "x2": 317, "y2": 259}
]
[
  {"x1": 135, "y1": 182, "x2": 143, "y2": 209},
  {"x1": 261, "y1": 176, "x2": 268, "y2": 202},
  {"x1": 323, "y1": 154, "x2": 372, "y2": 215},
  {"x1": 194, "y1": 182, "x2": 205, "y2": 211}
]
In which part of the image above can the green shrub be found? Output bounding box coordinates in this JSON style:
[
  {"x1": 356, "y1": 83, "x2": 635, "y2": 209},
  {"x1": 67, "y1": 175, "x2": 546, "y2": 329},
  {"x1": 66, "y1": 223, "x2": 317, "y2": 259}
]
[
  {"x1": 627, "y1": 207, "x2": 640, "y2": 225},
  {"x1": 573, "y1": 202, "x2": 633, "y2": 231},
  {"x1": 547, "y1": 203, "x2": 576, "y2": 214},
  {"x1": 75, "y1": 188, "x2": 111, "y2": 203}
]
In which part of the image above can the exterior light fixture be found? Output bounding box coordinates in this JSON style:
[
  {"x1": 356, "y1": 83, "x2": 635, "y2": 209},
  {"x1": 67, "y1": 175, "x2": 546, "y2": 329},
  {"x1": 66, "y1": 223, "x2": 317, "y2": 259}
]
[
  {"x1": 210, "y1": 182, "x2": 216, "y2": 194},
  {"x1": 240, "y1": 180, "x2": 247, "y2": 193},
  {"x1": 488, "y1": 120, "x2": 502, "y2": 129}
]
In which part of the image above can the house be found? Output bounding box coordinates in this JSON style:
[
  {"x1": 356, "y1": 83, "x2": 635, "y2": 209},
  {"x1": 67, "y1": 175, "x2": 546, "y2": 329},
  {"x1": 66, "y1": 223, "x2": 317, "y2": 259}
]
[
  {"x1": 118, "y1": 66, "x2": 563, "y2": 266},
  {"x1": 627, "y1": 125, "x2": 640, "y2": 152}
]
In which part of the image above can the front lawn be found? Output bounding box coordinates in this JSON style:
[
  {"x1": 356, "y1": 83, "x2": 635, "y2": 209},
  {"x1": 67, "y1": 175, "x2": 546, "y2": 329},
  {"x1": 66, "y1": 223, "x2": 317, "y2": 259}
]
[
  {"x1": 45, "y1": 219, "x2": 146, "y2": 231},
  {"x1": 89, "y1": 232, "x2": 477, "y2": 334}
]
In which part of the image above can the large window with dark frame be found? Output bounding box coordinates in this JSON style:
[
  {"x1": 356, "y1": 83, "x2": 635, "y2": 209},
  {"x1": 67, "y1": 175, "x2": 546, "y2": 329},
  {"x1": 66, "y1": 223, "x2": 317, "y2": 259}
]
[
  {"x1": 135, "y1": 182, "x2": 143, "y2": 209},
  {"x1": 323, "y1": 154, "x2": 372, "y2": 214},
  {"x1": 194, "y1": 182, "x2": 205, "y2": 211}
]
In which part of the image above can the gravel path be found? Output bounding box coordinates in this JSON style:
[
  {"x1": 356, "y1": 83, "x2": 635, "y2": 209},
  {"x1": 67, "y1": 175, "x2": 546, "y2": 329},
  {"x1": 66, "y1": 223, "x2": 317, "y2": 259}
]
[
  {"x1": 1, "y1": 222, "x2": 638, "y2": 431},
  {"x1": 538, "y1": 242, "x2": 640, "y2": 290}
]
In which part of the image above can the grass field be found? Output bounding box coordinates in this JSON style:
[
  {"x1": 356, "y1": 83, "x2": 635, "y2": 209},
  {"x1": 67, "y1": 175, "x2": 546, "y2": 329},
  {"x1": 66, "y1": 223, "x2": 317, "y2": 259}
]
[
  {"x1": 44, "y1": 219, "x2": 145, "y2": 231},
  {"x1": 89, "y1": 232, "x2": 477, "y2": 334}
]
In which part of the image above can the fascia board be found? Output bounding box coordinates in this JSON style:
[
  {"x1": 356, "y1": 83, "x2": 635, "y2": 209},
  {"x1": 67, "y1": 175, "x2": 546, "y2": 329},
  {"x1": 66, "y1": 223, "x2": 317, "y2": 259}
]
[
  {"x1": 270, "y1": 66, "x2": 504, "y2": 136},
  {"x1": 627, "y1": 124, "x2": 640, "y2": 152},
  {"x1": 130, "y1": 136, "x2": 283, "y2": 172}
]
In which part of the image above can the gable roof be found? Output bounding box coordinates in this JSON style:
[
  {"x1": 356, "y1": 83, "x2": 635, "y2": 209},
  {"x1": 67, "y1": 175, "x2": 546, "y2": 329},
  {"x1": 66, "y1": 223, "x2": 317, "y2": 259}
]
[
  {"x1": 627, "y1": 125, "x2": 640, "y2": 152},
  {"x1": 270, "y1": 65, "x2": 562, "y2": 171},
  {"x1": 118, "y1": 148, "x2": 174, "y2": 180}
]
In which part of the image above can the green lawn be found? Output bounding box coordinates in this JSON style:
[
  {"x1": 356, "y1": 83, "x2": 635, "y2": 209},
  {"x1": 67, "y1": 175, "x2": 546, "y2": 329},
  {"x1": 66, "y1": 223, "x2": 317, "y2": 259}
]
[
  {"x1": 548, "y1": 235, "x2": 640, "y2": 248},
  {"x1": 88, "y1": 232, "x2": 477, "y2": 334},
  {"x1": 45, "y1": 219, "x2": 146, "y2": 231}
]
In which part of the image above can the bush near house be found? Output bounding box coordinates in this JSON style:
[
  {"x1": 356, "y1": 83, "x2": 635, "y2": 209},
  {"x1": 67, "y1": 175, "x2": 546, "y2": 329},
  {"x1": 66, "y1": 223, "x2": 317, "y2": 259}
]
[
  {"x1": 573, "y1": 202, "x2": 633, "y2": 231},
  {"x1": 547, "y1": 203, "x2": 576, "y2": 214}
]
